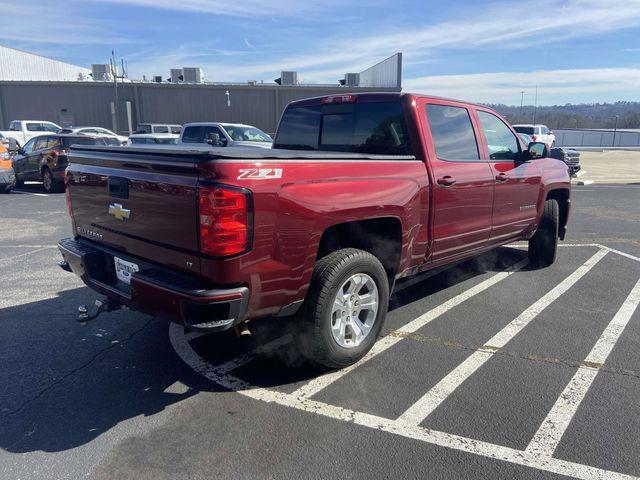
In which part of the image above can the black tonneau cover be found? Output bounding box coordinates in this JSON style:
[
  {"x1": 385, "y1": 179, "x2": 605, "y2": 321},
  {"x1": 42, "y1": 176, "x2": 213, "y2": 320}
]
[{"x1": 70, "y1": 144, "x2": 416, "y2": 162}]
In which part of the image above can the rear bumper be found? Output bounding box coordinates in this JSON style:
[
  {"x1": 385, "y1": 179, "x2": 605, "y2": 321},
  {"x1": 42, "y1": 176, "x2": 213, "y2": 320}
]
[
  {"x1": 58, "y1": 237, "x2": 248, "y2": 332},
  {"x1": 0, "y1": 168, "x2": 15, "y2": 186}
]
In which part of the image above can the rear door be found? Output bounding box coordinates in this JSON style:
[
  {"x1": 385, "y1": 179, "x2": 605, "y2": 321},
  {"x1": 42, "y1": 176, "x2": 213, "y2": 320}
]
[
  {"x1": 475, "y1": 108, "x2": 542, "y2": 243},
  {"x1": 420, "y1": 99, "x2": 494, "y2": 262}
]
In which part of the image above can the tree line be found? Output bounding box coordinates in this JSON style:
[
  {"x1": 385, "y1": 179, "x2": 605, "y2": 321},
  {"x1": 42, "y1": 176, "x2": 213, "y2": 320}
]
[{"x1": 486, "y1": 101, "x2": 640, "y2": 130}]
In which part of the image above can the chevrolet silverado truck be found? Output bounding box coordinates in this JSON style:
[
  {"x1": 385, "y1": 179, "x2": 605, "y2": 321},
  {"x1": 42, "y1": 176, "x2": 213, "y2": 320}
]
[{"x1": 58, "y1": 93, "x2": 570, "y2": 368}]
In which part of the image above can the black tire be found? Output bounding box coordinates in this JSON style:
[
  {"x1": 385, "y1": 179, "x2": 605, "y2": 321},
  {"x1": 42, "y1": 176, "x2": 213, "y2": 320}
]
[
  {"x1": 297, "y1": 248, "x2": 390, "y2": 368},
  {"x1": 42, "y1": 168, "x2": 63, "y2": 193},
  {"x1": 1, "y1": 185, "x2": 11, "y2": 194},
  {"x1": 13, "y1": 169, "x2": 23, "y2": 188},
  {"x1": 528, "y1": 199, "x2": 559, "y2": 267}
]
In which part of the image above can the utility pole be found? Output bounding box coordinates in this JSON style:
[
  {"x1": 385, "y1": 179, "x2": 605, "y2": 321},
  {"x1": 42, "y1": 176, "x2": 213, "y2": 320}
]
[
  {"x1": 532, "y1": 86, "x2": 538, "y2": 126},
  {"x1": 519, "y1": 91, "x2": 525, "y2": 121},
  {"x1": 612, "y1": 115, "x2": 619, "y2": 147}
]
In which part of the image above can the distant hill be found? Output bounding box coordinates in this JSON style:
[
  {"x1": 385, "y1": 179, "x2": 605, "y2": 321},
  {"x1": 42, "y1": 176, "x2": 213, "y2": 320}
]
[{"x1": 486, "y1": 101, "x2": 640, "y2": 129}]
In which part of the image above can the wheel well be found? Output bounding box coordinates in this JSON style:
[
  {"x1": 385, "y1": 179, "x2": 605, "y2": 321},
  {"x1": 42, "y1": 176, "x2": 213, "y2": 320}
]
[
  {"x1": 317, "y1": 218, "x2": 402, "y2": 287},
  {"x1": 546, "y1": 189, "x2": 569, "y2": 240}
]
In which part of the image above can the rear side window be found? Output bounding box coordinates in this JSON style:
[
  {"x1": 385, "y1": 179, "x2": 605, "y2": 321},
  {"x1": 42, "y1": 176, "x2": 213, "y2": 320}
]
[
  {"x1": 274, "y1": 101, "x2": 412, "y2": 155},
  {"x1": 154, "y1": 125, "x2": 169, "y2": 133},
  {"x1": 137, "y1": 124, "x2": 152, "y2": 133},
  {"x1": 425, "y1": 104, "x2": 479, "y2": 160},
  {"x1": 477, "y1": 111, "x2": 520, "y2": 161},
  {"x1": 513, "y1": 126, "x2": 534, "y2": 135},
  {"x1": 181, "y1": 126, "x2": 202, "y2": 143}
]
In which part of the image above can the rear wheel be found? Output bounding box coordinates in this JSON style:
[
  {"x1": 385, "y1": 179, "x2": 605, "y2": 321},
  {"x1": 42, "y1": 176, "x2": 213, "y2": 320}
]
[
  {"x1": 42, "y1": 168, "x2": 63, "y2": 193},
  {"x1": 528, "y1": 199, "x2": 559, "y2": 267},
  {"x1": 297, "y1": 248, "x2": 389, "y2": 368}
]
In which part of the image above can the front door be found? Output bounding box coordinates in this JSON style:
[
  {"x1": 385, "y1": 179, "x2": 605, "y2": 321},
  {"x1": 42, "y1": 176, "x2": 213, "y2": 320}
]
[
  {"x1": 421, "y1": 100, "x2": 495, "y2": 262},
  {"x1": 475, "y1": 109, "x2": 542, "y2": 244}
]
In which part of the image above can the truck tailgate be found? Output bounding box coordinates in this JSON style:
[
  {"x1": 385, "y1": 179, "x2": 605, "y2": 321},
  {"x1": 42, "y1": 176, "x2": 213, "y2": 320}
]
[{"x1": 67, "y1": 147, "x2": 203, "y2": 275}]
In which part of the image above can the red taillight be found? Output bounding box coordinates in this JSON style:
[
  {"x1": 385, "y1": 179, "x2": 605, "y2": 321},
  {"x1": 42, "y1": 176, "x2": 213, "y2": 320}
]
[
  {"x1": 64, "y1": 168, "x2": 72, "y2": 217},
  {"x1": 198, "y1": 185, "x2": 251, "y2": 257},
  {"x1": 321, "y1": 95, "x2": 356, "y2": 104},
  {"x1": 532, "y1": 135, "x2": 537, "y2": 141}
]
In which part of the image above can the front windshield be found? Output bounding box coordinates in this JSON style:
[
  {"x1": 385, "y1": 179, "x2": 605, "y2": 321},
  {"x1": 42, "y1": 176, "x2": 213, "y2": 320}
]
[{"x1": 222, "y1": 125, "x2": 272, "y2": 143}]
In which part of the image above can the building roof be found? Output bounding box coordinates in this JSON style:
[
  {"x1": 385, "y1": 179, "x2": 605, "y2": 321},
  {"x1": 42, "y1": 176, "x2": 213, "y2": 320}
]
[{"x1": 0, "y1": 45, "x2": 91, "y2": 81}]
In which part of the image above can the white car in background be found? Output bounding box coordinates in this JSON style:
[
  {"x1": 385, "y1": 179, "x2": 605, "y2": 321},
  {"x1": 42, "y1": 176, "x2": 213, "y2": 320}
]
[
  {"x1": 178, "y1": 122, "x2": 272, "y2": 149},
  {"x1": 60, "y1": 126, "x2": 129, "y2": 145},
  {"x1": 512, "y1": 124, "x2": 556, "y2": 147},
  {"x1": 128, "y1": 133, "x2": 180, "y2": 145}
]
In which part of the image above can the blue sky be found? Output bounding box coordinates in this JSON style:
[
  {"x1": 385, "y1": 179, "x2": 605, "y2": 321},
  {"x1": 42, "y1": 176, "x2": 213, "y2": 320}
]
[{"x1": 4, "y1": 0, "x2": 640, "y2": 105}]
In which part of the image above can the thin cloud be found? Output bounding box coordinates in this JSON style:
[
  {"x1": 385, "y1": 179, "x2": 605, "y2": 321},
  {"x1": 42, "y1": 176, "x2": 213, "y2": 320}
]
[{"x1": 87, "y1": 0, "x2": 345, "y2": 18}]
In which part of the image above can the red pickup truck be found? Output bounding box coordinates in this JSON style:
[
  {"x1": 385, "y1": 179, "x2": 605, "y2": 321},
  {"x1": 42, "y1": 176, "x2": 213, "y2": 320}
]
[{"x1": 58, "y1": 93, "x2": 570, "y2": 368}]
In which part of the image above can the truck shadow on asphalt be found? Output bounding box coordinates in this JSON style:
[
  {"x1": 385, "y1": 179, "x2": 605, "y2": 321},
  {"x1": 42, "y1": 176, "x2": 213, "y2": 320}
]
[
  {"x1": 0, "y1": 246, "x2": 527, "y2": 454},
  {"x1": 187, "y1": 246, "x2": 530, "y2": 389}
]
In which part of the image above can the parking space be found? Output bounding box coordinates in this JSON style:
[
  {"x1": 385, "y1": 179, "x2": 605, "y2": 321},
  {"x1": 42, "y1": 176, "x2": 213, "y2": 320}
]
[{"x1": 1, "y1": 184, "x2": 640, "y2": 479}]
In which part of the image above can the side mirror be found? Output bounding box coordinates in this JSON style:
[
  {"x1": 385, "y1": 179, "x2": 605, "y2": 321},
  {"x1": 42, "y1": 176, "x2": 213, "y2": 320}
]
[
  {"x1": 528, "y1": 141, "x2": 548, "y2": 159},
  {"x1": 206, "y1": 132, "x2": 227, "y2": 146},
  {"x1": 206, "y1": 132, "x2": 220, "y2": 145},
  {"x1": 7, "y1": 138, "x2": 19, "y2": 153}
]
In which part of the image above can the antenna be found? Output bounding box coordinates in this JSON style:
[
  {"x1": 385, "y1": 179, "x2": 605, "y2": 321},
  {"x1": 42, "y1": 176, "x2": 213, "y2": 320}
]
[{"x1": 532, "y1": 86, "x2": 538, "y2": 126}]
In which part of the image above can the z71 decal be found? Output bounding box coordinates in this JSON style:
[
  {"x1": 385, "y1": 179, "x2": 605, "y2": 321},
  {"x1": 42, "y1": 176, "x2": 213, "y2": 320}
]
[{"x1": 237, "y1": 168, "x2": 283, "y2": 180}]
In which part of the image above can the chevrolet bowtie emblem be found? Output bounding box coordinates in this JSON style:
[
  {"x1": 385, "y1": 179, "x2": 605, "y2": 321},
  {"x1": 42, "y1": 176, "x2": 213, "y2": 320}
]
[{"x1": 108, "y1": 203, "x2": 131, "y2": 221}]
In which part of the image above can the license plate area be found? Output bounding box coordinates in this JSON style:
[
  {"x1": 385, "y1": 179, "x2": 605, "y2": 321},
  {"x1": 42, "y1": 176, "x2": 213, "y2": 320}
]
[{"x1": 114, "y1": 256, "x2": 139, "y2": 285}]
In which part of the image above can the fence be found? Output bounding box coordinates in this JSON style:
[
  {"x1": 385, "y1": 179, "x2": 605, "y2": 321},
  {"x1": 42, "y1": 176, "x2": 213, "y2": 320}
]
[{"x1": 554, "y1": 129, "x2": 640, "y2": 148}]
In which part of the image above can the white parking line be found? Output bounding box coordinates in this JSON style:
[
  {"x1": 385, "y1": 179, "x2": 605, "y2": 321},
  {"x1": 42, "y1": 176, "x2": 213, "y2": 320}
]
[
  {"x1": 169, "y1": 322, "x2": 639, "y2": 480},
  {"x1": 526, "y1": 277, "x2": 640, "y2": 457},
  {"x1": 0, "y1": 246, "x2": 56, "y2": 265},
  {"x1": 292, "y1": 258, "x2": 528, "y2": 399},
  {"x1": 397, "y1": 248, "x2": 608, "y2": 426},
  {"x1": 11, "y1": 190, "x2": 49, "y2": 197}
]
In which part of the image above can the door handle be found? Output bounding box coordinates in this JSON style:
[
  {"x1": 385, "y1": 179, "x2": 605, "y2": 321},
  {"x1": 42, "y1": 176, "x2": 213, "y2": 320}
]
[
  {"x1": 437, "y1": 175, "x2": 456, "y2": 187},
  {"x1": 495, "y1": 172, "x2": 509, "y2": 183}
]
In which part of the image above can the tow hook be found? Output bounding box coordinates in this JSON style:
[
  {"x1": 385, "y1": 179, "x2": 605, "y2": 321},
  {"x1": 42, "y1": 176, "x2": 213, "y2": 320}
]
[
  {"x1": 77, "y1": 298, "x2": 124, "y2": 326},
  {"x1": 234, "y1": 321, "x2": 251, "y2": 338}
]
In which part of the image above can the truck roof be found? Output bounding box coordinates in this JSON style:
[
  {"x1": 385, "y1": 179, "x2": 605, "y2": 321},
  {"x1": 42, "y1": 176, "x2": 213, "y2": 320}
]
[{"x1": 286, "y1": 92, "x2": 491, "y2": 110}]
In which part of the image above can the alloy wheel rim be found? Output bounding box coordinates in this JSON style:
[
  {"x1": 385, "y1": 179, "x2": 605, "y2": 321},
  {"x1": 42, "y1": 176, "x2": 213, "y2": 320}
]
[
  {"x1": 330, "y1": 273, "x2": 379, "y2": 348},
  {"x1": 43, "y1": 172, "x2": 51, "y2": 190}
]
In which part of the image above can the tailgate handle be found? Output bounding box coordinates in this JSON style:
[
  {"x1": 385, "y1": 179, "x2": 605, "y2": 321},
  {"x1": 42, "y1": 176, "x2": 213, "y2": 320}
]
[{"x1": 108, "y1": 177, "x2": 129, "y2": 199}]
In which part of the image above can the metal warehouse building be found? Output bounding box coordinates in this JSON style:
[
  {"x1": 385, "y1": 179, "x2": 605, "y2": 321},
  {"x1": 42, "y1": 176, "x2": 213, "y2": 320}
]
[{"x1": 0, "y1": 49, "x2": 402, "y2": 134}]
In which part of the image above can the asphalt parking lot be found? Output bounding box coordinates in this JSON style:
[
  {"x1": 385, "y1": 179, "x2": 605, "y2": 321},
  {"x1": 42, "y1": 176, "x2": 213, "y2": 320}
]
[{"x1": 1, "y1": 182, "x2": 640, "y2": 480}]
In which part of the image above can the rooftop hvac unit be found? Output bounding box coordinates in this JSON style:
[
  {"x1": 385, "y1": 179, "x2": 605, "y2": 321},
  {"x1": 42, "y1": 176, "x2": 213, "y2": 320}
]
[
  {"x1": 247, "y1": 80, "x2": 258, "y2": 86},
  {"x1": 344, "y1": 73, "x2": 360, "y2": 87},
  {"x1": 182, "y1": 67, "x2": 204, "y2": 83},
  {"x1": 153, "y1": 76, "x2": 163, "y2": 83},
  {"x1": 91, "y1": 64, "x2": 112, "y2": 82},
  {"x1": 170, "y1": 68, "x2": 183, "y2": 83},
  {"x1": 280, "y1": 71, "x2": 298, "y2": 86}
]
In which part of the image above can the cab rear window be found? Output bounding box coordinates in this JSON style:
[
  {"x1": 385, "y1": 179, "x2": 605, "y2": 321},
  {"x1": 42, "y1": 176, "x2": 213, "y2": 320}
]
[
  {"x1": 274, "y1": 101, "x2": 412, "y2": 155},
  {"x1": 63, "y1": 137, "x2": 105, "y2": 147}
]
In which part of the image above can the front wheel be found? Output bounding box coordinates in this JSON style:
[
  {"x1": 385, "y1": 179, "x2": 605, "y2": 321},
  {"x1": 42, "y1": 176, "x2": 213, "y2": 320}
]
[
  {"x1": 297, "y1": 248, "x2": 390, "y2": 368},
  {"x1": 528, "y1": 199, "x2": 559, "y2": 267}
]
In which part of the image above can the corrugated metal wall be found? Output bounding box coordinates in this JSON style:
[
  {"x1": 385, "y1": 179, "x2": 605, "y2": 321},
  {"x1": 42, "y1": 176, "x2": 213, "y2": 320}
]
[{"x1": 0, "y1": 81, "x2": 400, "y2": 134}]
